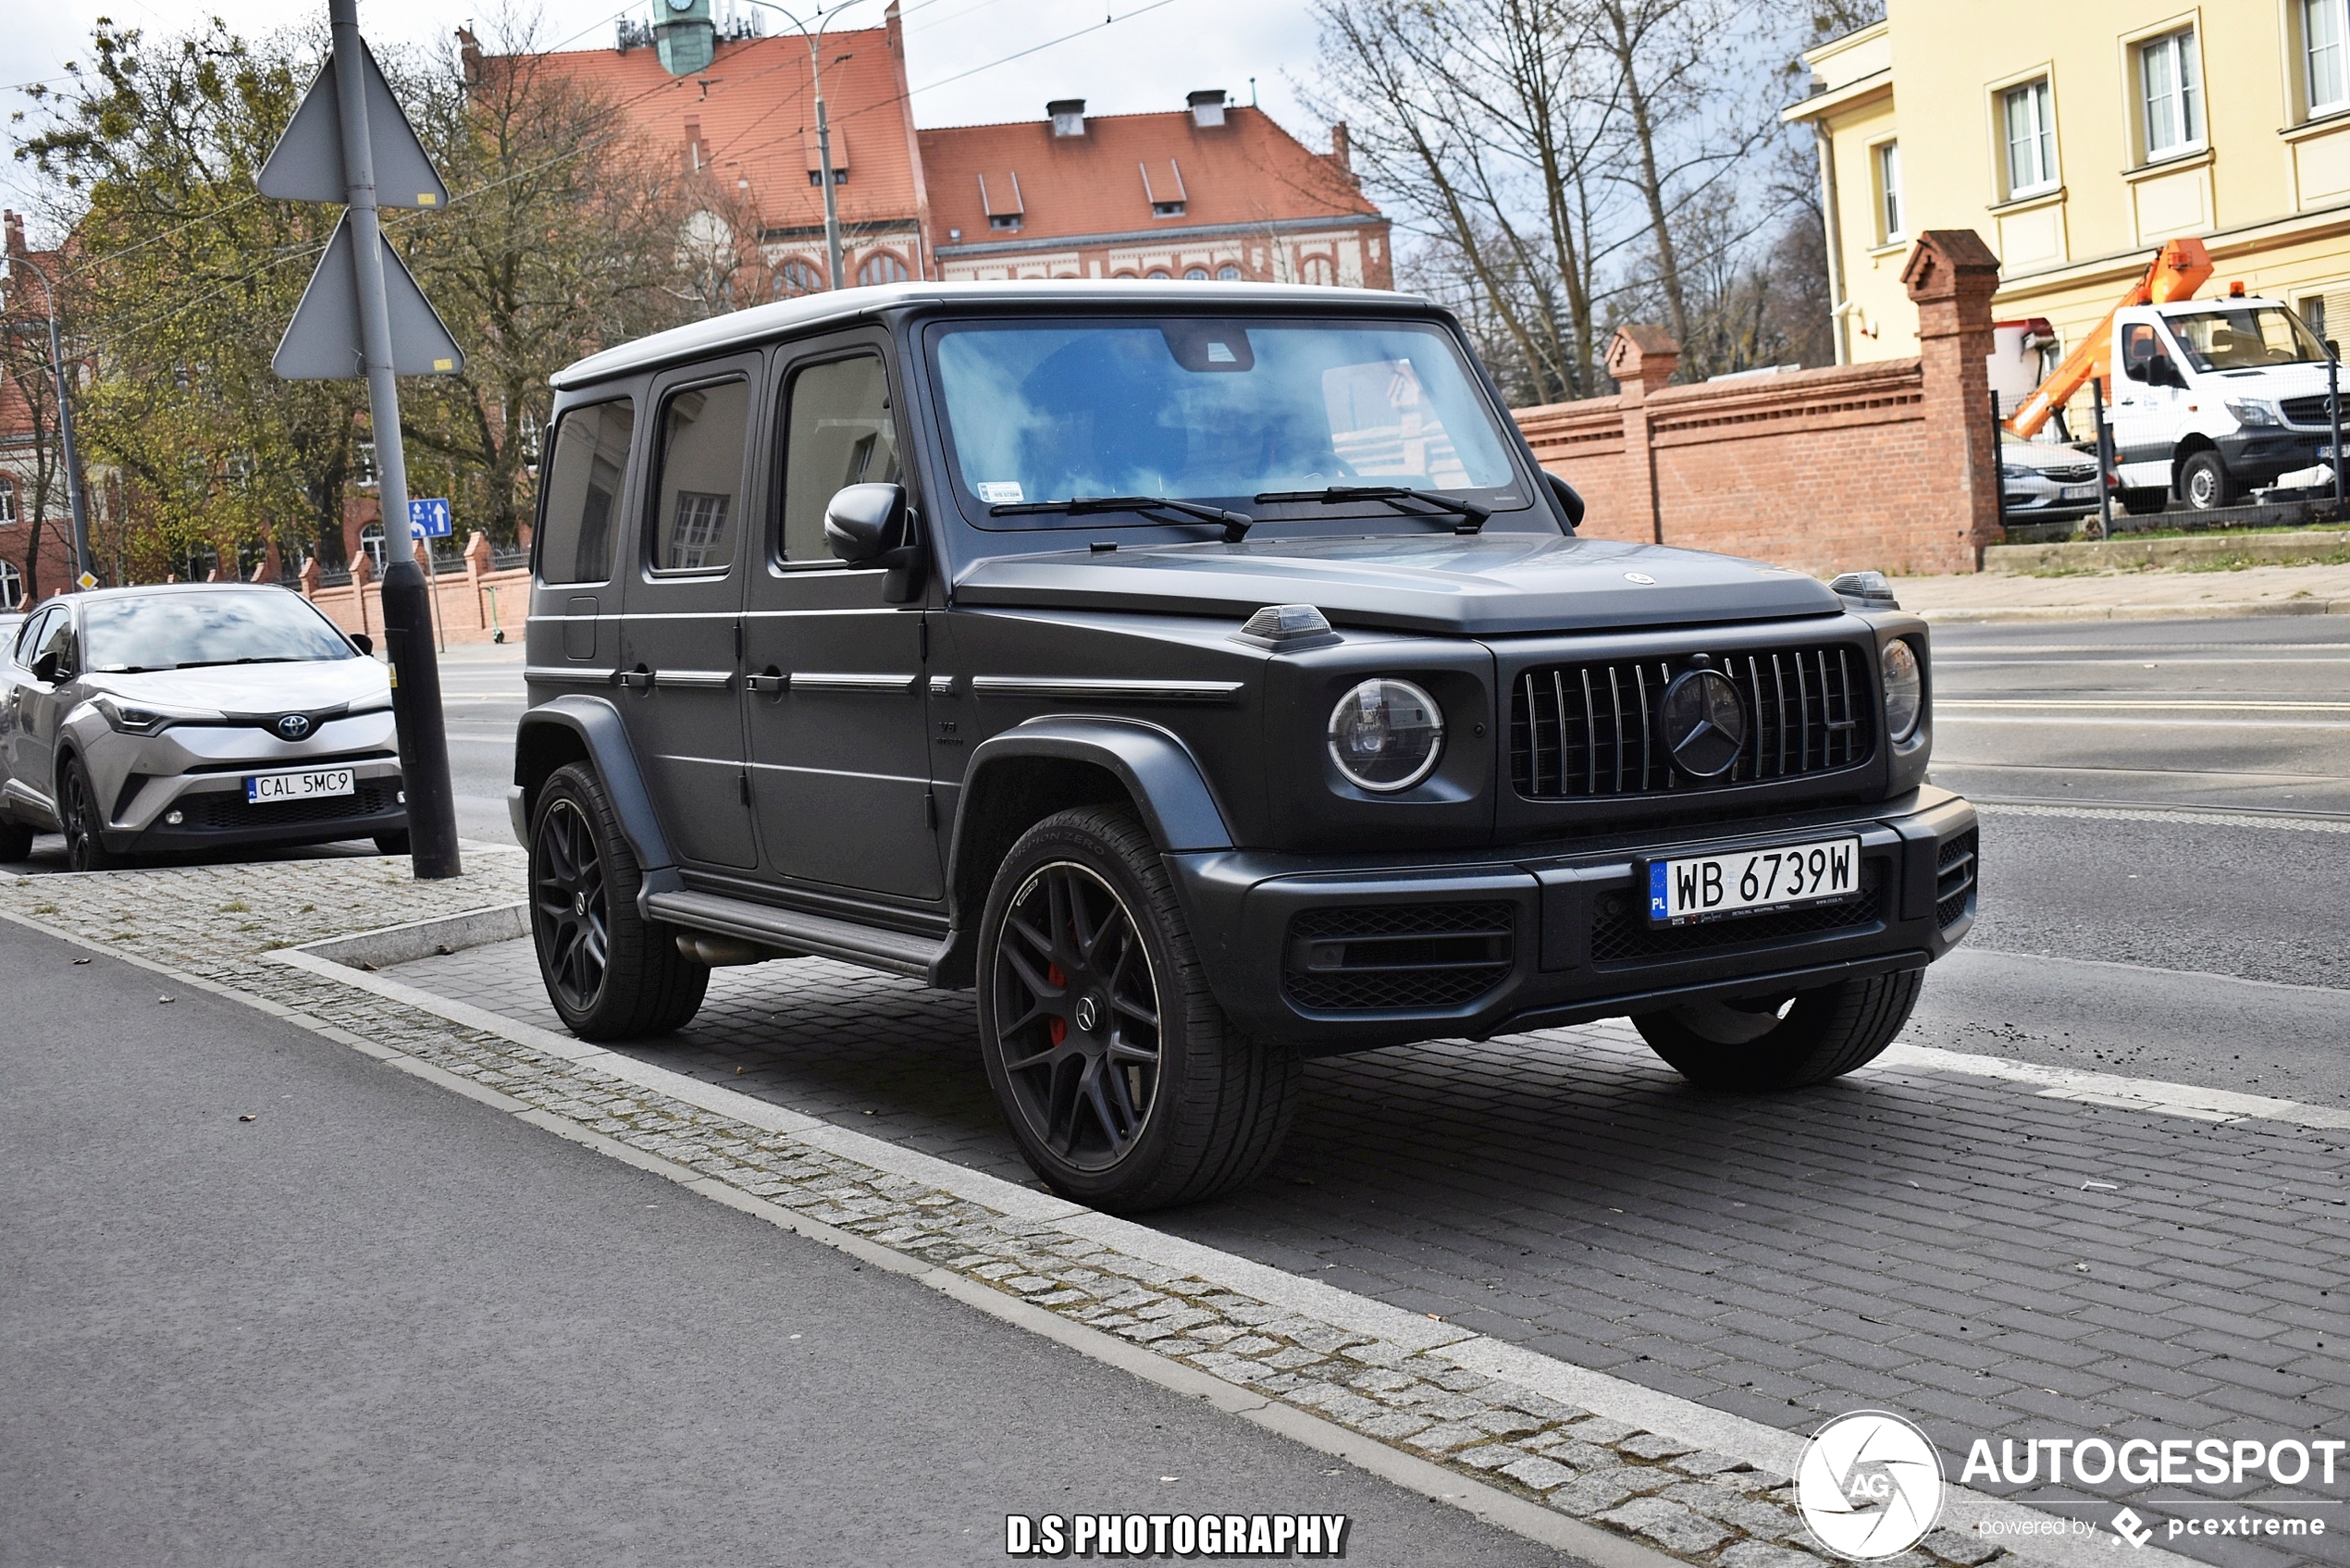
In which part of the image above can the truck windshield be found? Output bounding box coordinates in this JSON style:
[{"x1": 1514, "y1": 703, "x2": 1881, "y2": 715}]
[
  {"x1": 930, "y1": 318, "x2": 1522, "y2": 525},
  {"x1": 2168, "y1": 306, "x2": 2328, "y2": 373}
]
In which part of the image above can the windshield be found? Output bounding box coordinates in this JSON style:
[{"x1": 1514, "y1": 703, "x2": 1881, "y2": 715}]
[
  {"x1": 81, "y1": 589, "x2": 357, "y2": 673},
  {"x1": 2168, "y1": 306, "x2": 2328, "y2": 373},
  {"x1": 930, "y1": 318, "x2": 1522, "y2": 523}
]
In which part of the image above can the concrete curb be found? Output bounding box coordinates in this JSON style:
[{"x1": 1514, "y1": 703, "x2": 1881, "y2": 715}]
[{"x1": 1916, "y1": 599, "x2": 2349, "y2": 623}]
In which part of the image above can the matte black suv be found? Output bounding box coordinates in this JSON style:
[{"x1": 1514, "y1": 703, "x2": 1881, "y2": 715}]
[{"x1": 513, "y1": 281, "x2": 1976, "y2": 1211}]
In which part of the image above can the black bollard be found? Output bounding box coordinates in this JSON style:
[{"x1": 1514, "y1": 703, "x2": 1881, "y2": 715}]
[{"x1": 378, "y1": 555, "x2": 463, "y2": 879}]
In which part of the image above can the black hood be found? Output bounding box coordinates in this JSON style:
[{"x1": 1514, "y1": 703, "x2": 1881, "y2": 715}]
[{"x1": 951, "y1": 532, "x2": 1843, "y2": 636}]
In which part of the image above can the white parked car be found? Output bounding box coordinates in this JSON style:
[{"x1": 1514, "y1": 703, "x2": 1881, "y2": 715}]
[
  {"x1": 2000, "y1": 436, "x2": 2103, "y2": 518},
  {"x1": 0, "y1": 584, "x2": 407, "y2": 869}
]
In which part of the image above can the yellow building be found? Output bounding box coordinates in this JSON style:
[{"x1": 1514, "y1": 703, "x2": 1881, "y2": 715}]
[{"x1": 1787, "y1": 0, "x2": 2350, "y2": 410}]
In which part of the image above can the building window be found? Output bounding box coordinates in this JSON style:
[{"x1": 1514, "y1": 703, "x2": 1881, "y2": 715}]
[
  {"x1": 1151, "y1": 201, "x2": 1186, "y2": 217},
  {"x1": 1299, "y1": 254, "x2": 1337, "y2": 286},
  {"x1": 805, "y1": 167, "x2": 847, "y2": 186},
  {"x1": 360, "y1": 522, "x2": 387, "y2": 569},
  {"x1": 1145, "y1": 268, "x2": 1172, "y2": 280},
  {"x1": 0, "y1": 475, "x2": 15, "y2": 525},
  {"x1": 2001, "y1": 78, "x2": 2058, "y2": 198},
  {"x1": 857, "y1": 252, "x2": 909, "y2": 286},
  {"x1": 2311, "y1": 0, "x2": 2350, "y2": 115},
  {"x1": 774, "y1": 258, "x2": 822, "y2": 297},
  {"x1": 1875, "y1": 141, "x2": 1903, "y2": 242},
  {"x1": 1183, "y1": 266, "x2": 1209, "y2": 280},
  {"x1": 353, "y1": 439, "x2": 378, "y2": 488},
  {"x1": 989, "y1": 214, "x2": 1021, "y2": 231},
  {"x1": 0, "y1": 560, "x2": 19, "y2": 609},
  {"x1": 1217, "y1": 264, "x2": 1242, "y2": 280},
  {"x1": 2138, "y1": 27, "x2": 2203, "y2": 160}
]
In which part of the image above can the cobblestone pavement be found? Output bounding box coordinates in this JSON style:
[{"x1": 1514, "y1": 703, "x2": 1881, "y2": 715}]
[{"x1": 7, "y1": 854, "x2": 2342, "y2": 1568}]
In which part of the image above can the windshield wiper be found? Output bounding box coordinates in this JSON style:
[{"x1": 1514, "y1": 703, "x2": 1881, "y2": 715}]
[
  {"x1": 991, "y1": 495, "x2": 1253, "y2": 543},
  {"x1": 1255, "y1": 485, "x2": 1491, "y2": 535},
  {"x1": 172, "y1": 656, "x2": 301, "y2": 669}
]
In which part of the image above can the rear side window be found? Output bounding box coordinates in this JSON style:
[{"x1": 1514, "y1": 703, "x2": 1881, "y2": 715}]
[
  {"x1": 648, "y1": 378, "x2": 751, "y2": 574},
  {"x1": 779, "y1": 354, "x2": 901, "y2": 562},
  {"x1": 537, "y1": 399, "x2": 635, "y2": 585}
]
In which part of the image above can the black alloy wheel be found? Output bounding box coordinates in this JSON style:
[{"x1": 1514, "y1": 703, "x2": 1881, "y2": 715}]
[
  {"x1": 991, "y1": 859, "x2": 1164, "y2": 1172},
  {"x1": 534, "y1": 794, "x2": 610, "y2": 1017},
  {"x1": 526, "y1": 762, "x2": 709, "y2": 1040},
  {"x1": 61, "y1": 757, "x2": 120, "y2": 872}
]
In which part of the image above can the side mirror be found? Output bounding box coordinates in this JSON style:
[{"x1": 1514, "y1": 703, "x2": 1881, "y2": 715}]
[
  {"x1": 2149, "y1": 354, "x2": 2186, "y2": 389},
  {"x1": 1544, "y1": 471, "x2": 1586, "y2": 533},
  {"x1": 824, "y1": 482, "x2": 909, "y2": 564},
  {"x1": 350, "y1": 632, "x2": 374, "y2": 657},
  {"x1": 30, "y1": 650, "x2": 60, "y2": 685}
]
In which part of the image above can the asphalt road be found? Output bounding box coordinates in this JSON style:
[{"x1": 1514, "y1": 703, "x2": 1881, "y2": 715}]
[{"x1": 0, "y1": 918, "x2": 1553, "y2": 1567}]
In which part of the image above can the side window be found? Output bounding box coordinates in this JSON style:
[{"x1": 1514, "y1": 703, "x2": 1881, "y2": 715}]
[
  {"x1": 2120, "y1": 322, "x2": 2158, "y2": 379},
  {"x1": 648, "y1": 378, "x2": 751, "y2": 574},
  {"x1": 779, "y1": 354, "x2": 902, "y2": 562},
  {"x1": 536, "y1": 399, "x2": 635, "y2": 585},
  {"x1": 14, "y1": 607, "x2": 56, "y2": 667},
  {"x1": 32, "y1": 608, "x2": 73, "y2": 676}
]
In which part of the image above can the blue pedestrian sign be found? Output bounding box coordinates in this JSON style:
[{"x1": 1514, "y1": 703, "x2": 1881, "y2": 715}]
[{"x1": 407, "y1": 497, "x2": 451, "y2": 538}]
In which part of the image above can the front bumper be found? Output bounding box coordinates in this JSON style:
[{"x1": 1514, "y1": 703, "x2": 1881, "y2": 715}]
[
  {"x1": 1171, "y1": 786, "x2": 1977, "y2": 1053},
  {"x1": 102, "y1": 759, "x2": 407, "y2": 855}
]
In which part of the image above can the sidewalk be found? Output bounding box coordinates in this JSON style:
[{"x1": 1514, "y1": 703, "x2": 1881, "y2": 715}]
[{"x1": 1894, "y1": 561, "x2": 2350, "y2": 623}]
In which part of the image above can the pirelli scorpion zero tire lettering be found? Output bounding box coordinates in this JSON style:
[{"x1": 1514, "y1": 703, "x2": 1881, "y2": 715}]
[
  {"x1": 1633, "y1": 969, "x2": 1923, "y2": 1092},
  {"x1": 977, "y1": 805, "x2": 1300, "y2": 1213},
  {"x1": 528, "y1": 761, "x2": 708, "y2": 1040}
]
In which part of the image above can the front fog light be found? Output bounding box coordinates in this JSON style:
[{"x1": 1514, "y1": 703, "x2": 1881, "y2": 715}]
[
  {"x1": 1328, "y1": 679, "x2": 1444, "y2": 792},
  {"x1": 1882, "y1": 638, "x2": 1923, "y2": 742},
  {"x1": 165, "y1": 809, "x2": 184, "y2": 825}
]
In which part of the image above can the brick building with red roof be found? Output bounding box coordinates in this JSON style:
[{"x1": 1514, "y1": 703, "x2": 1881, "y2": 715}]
[{"x1": 0, "y1": 211, "x2": 85, "y2": 611}]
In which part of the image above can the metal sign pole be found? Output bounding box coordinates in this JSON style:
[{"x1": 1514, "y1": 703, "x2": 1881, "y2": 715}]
[
  {"x1": 2091, "y1": 376, "x2": 2113, "y2": 539},
  {"x1": 326, "y1": 0, "x2": 460, "y2": 878}
]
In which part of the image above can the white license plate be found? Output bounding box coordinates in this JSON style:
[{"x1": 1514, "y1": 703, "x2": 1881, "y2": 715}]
[
  {"x1": 1647, "y1": 836, "x2": 1861, "y2": 926},
  {"x1": 2059, "y1": 484, "x2": 2098, "y2": 500},
  {"x1": 245, "y1": 767, "x2": 355, "y2": 804}
]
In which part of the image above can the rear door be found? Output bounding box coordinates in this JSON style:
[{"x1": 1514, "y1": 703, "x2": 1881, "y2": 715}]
[
  {"x1": 617, "y1": 359, "x2": 761, "y2": 871},
  {"x1": 526, "y1": 396, "x2": 634, "y2": 694},
  {"x1": 743, "y1": 332, "x2": 939, "y2": 902}
]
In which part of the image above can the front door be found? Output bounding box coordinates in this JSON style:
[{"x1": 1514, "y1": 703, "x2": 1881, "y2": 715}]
[
  {"x1": 2111, "y1": 318, "x2": 2186, "y2": 496},
  {"x1": 616, "y1": 359, "x2": 760, "y2": 870},
  {"x1": 744, "y1": 335, "x2": 939, "y2": 902},
  {"x1": 4, "y1": 605, "x2": 68, "y2": 814}
]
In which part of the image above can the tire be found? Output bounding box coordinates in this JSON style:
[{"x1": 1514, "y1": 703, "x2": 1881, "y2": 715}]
[
  {"x1": 59, "y1": 755, "x2": 123, "y2": 872},
  {"x1": 2118, "y1": 488, "x2": 2168, "y2": 516},
  {"x1": 527, "y1": 762, "x2": 708, "y2": 1039},
  {"x1": 0, "y1": 818, "x2": 32, "y2": 861},
  {"x1": 977, "y1": 805, "x2": 1299, "y2": 1212},
  {"x1": 2179, "y1": 451, "x2": 2234, "y2": 511},
  {"x1": 1633, "y1": 969, "x2": 1924, "y2": 1092},
  {"x1": 373, "y1": 830, "x2": 412, "y2": 857}
]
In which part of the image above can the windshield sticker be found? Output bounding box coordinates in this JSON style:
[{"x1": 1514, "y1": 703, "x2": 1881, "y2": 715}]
[
  {"x1": 974, "y1": 481, "x2": 1025, "y2": 504},
  {"x1": 1206, "y1": 340, "x2": 1237, "y2": 364}
]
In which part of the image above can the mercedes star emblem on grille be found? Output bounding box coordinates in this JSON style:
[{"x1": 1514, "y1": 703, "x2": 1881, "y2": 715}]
[{"x1": 1661, "y1": 668, "x2": 1746, "y2": 777}]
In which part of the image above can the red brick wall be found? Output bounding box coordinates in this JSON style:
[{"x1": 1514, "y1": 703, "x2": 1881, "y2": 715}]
[{"x1": 1513, "y1": 231, "x2": 2000, "y2": 578}]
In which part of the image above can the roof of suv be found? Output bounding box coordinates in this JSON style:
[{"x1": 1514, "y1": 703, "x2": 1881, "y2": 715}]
[{"x1": 551, "y1": 279, "x2": 1432, "y2": 390}]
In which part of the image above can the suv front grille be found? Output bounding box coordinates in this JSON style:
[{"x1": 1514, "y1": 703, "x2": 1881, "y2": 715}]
[
  {"x1": 1511, "y1": 644, "x2": 1874, "y2": 800},
  {"x1": 1936, "y1": 830, "x2": 1979, "y2": 931},
  {"x1": 1589, "y1": 860, "x2": 1885, "y2": 964},
  {"x1": 1284, "y1": 902, "x2": 1515, "y2": 1012}
]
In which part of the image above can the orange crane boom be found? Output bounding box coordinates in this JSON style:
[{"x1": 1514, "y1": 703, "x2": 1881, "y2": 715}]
[{"x1": 2005, "y1": 237, "x2": 2212, "y2": 439}]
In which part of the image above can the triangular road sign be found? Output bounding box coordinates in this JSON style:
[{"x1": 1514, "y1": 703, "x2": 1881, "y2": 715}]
[
  {"x1": 258, "y1": 40, "x2": 449, "y2": 210},
  {"x1": 274, "y1": 211, "x2": 465, "y2": 379}
]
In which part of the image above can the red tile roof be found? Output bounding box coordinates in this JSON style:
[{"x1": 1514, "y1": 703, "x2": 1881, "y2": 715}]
[
  {"x1": 519, "y1": 23, "x2": 927, "y2": 241},
  {"x1": 918, "y1": 106, "x2": 1375, "y2": 247}
]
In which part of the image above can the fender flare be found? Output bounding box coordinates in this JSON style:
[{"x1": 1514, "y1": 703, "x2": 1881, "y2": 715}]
[
  {"x1": 513, "y1": 695, "x2": 677, "y2": 876},
  {"x1": 954, "y1": 715, "x2": 1235, "y2": 863}
]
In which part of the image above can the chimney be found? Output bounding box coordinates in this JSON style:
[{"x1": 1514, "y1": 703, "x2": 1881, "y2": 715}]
[
  {"x1": 457, "y1": 26, "x2": 482, "y2": 86},
  {"x1": 4, "y1": 210, "x2": 24, "y2": 260},
  {"x1": 1329, "y1": 122, "x2": 1352, "y2": 176},
  {"x1": 1047, "y1": 98, "x2": 1086, "y2": 138},
  {"x1": 1187, "y1": 89, "x2": 1226, "y2": 129}
]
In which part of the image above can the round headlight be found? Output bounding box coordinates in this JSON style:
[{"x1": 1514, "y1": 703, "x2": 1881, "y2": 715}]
[
  {"x1": 1328, "y1": 679, "x2": 1444, "y2": 792},
  {"x1": 1881, "y1": 637, "x2": 1923, "y2": 743}
]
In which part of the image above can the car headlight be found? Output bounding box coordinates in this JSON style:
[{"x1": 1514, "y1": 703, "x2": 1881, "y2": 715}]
[
  {"x1": 2224, "y1": 398, "x2": 2282, "y2": 428},
  {"x1": 1328, "y1": 678, "x2": 1444, "y2": 792},
  {"x1": 91, "y1": 695, "x2": 223, "y2": 735},
  {"x1": 1999, "y1": 463, "x2": 2037, "y2": 480},
  {"x1": 345, "y1": 688, "x2": 394, "y2": 715},
  {"x1": 1881, "y1": 638, "x2": 1923, "y2": 744}
]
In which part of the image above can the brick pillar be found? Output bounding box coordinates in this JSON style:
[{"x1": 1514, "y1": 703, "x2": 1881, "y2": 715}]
[
  {"x1": 464, "y1": 529, "x2": 491, "y2": 630},
  {"x1": 1902, "y1": 230, "x2": 2003, "y2": 572},
  {"x1": 351, "y1": 550, "x2": 375, "y2": 637},
  {"x1": 298, "y1": 556, "x2": 321, "y2": 599},
  {"x1": 1605, "y1": 326, "x2": 1678, "y2": 545}
]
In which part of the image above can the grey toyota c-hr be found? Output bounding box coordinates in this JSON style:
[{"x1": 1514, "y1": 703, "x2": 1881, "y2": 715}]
[{"x1": 0, "y1": 583, "x2": 408, "y2": 869}]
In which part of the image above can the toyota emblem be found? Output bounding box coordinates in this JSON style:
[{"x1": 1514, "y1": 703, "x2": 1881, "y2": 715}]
[
  {"x1": 274, "y1": 712, "x2": 313, "y2": 741},
  {"x1": 1661, "y1": 668, "x2": 1747, "y2": 777}
]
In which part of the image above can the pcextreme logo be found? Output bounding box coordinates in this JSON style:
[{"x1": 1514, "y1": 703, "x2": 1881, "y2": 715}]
[{"x1": 1796, "y1": 1411, "x2": 1947, "y2": 1561}]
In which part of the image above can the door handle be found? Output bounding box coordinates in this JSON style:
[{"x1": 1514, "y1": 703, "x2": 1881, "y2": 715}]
[
  {"x1": 747, "y1": 667, "x2": 789, "y2": 698},
  {"x1": 621, "y1": 664, "x2": 654, "y2": 693}
]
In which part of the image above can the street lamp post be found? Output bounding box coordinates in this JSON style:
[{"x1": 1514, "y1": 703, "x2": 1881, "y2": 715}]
[
  {"x1": 0, "y1": 253, "x2": 97, "y2": 587},
  {"x1": 739, "y1": 0, "x2": 875, "y2": 290}
]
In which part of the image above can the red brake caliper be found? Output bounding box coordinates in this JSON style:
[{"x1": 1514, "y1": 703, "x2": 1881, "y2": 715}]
[{"x1": 1047, "y1": 963, "x2": 1068, "y2": 1045}]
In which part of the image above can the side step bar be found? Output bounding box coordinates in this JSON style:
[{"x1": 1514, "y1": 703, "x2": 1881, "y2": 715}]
[{"x1": 642, "y1": 888, "x2": 947, "y2": 981}]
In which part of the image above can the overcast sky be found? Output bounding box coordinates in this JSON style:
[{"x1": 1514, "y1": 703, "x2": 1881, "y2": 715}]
[{"x1": 4, "y1": 0, "x2": 1332, "y2": 238}]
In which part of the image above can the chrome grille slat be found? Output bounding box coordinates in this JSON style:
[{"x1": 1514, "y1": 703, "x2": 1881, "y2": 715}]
[{"x1": 1509, "y1": 641, "x2": 1877, "y2": 801}]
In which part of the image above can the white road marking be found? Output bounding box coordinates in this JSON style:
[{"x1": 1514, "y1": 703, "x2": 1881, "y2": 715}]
[{"x1": 1975, "y1": 800, "x2": 2350, "y2": 833}]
